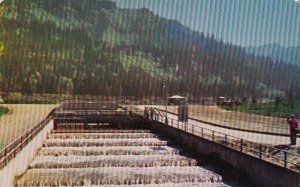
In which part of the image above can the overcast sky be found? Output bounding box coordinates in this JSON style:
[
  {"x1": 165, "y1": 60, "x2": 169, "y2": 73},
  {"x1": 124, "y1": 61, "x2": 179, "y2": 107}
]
[{"x1": 115, "y1": 0, "x2": 299, "y2": 47}]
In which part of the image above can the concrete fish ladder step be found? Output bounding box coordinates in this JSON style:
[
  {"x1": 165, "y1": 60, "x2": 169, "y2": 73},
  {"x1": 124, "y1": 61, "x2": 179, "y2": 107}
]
[
  {"x1": 38, "y1": 146, "x2": 179, "y2": 156},
  {"x1": 30, "y1": 182, "x2": 229, "y2": 187},
  {"x1": 51, "y1": 129, "x2": 151, "y2": 134},
  {"x1": 44, "y1": 138, "x2": 168, "y2": 147},
  {"x1": 30, "y1": 155, "x2": 197, "y2": 168},
  {"x1": 48, "y1": 133, "x2": 157, "y2": 139},
  {"x1": 16, "y1": 167, "x2": 223, "y2": 186}
]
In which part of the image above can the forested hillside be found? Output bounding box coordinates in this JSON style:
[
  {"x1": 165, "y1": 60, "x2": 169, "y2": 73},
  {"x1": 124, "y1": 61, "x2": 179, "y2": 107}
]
[{"x1": 0, "y1": 0, "x2": 299, "y2": 99}]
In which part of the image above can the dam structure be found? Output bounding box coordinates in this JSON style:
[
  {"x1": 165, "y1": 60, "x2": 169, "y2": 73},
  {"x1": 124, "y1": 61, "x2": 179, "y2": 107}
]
[
  {"x1": 14, "y1": 102, "x2": 227, "y2": 186},
  {"x1": 0, "y1": 102, "x2": 299, "y2": 187}
]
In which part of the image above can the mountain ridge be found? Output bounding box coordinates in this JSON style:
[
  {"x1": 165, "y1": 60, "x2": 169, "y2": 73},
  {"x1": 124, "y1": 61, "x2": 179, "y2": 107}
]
[
  {"x1": 0, "y1": 0, "x2": 299, "y2": 98},
  {"x1": 245, "y1": 44, "x2": 299, "y2": 65}
]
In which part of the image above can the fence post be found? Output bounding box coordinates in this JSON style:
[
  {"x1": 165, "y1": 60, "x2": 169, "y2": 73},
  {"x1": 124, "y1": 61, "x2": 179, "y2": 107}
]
[
  {"x1": 25, "y1": 132, "x2": 28, "y2": 144},
  {"x1": 225, "y1": 135, "x2": 227, "y2": 145},
  {"x1": 4, "y1": 148, "x2": 7, "y2": 166},
  {"x1": 192, "y1": 124, "x2": 194, "y2": 134},
  {"x1": 259, "y1": 144, "x2": 262, "y2": 159},
  {"x1": 13, "y1": 142, "x2": 16, "y2": 157},
  {"x1": 212, "y1": 131, "x2": 214, "y2": 142},
  {"x1": 284, "y1": 151, "x2": 287, "y2": 168},
  {"x1": 201, "y1": 127, "x2": 203, "y2": 138},
  {"x1": 240, "y1": 139, "x2": 243, "y2": 152},
  {"x1": 54, "y1": 120, "x2": 57, "y2": 130},
  {"x1": 20, "y1": 136, "x2": 23, "y2": 149}
]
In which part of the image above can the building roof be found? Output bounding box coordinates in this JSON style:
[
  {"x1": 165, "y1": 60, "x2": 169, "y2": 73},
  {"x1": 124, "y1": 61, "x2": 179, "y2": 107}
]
[{"x1": 168, "y1": 95, "x2": 186, "y2": 99}]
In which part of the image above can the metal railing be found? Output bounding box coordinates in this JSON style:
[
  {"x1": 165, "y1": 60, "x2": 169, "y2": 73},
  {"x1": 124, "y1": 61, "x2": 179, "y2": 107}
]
[
  {"x1": 54, "y1": 110, "x2": 128, "y2": 117},
  {"x1": 128, "y1": 106, "x2": 145, "y2": 116},
  {"x1": 0, "y1": 108, "x2": 57, "y2": 169},
  {"x1": 144, "y1": 107, "x2": 300, "y2": 172}
]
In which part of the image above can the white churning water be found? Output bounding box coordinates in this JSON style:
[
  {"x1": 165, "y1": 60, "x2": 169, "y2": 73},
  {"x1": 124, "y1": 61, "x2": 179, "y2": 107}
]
[
  {"x1": 38, "y1": 146, "x2": 180, "y2": 156},
  {"x1": 48, "y1": 133, "x2": 158, "y2": 139},
  {"x1": 16, "y1": 129, "x2": 228, "y2": 187}
]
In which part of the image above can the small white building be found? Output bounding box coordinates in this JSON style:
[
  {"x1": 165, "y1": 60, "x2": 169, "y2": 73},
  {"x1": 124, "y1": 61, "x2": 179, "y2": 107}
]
[{"x1": 168, "y1": 95, "x2": 186, "y2": 105}]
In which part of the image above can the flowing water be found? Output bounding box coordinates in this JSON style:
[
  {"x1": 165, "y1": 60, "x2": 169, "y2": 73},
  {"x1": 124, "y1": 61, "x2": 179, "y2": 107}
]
[{"x1": 15, "y1": 129, "x2": 240, "y2": 186}]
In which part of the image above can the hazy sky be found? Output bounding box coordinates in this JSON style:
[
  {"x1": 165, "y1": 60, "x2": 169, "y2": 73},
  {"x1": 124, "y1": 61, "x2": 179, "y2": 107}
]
[{"x1": 115, "y1": 0, "x2": 299, "y2": 47}]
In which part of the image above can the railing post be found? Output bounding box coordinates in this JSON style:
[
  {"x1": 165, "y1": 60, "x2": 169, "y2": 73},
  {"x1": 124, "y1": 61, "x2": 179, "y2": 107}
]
[
  {"x1": 13, "y1": 142, "x2": 16, "y2": 157},
  {"x1": 259, "y1": 144, "x2": 262, "y2": 159},
  {"x1": 171, "y1": 119, "x2": 174, "y2": 127},
  {"x1": 225, "y1": 135, "x2": 227, "y2": 145},
  {"x1": 284, "y1": 151, "x2": 287, "y2": 168},
  {"x1": 178, "y1": 121, "x2": 179, "y2": 129},
  {"x1": 4, "y1": 148, "x2": 7, "y2": 166},
  {"x1": 212, "y1": 131, "x2": 214, "y2": 142},
  {"x1": 20, "y1": 136, "x2": 23, "y2": 149},
  {"x1": 25, "y1": 132, "x2": 28, "y2": 144},
  {"x1": 240, "y1": 139, "x2": 243, "y2": 152},
  {"x1": 54, "y1": 120, "x2": 57, "y2": 130},
  {"x1": 192, "y1": 124, "x2": 194, "y2": 134},
  {"x1": 201, "y1": 127, "x2": 203, "y2": 138}
]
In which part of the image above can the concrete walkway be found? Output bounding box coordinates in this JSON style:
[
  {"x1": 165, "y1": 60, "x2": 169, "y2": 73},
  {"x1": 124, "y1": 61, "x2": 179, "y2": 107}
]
[
  {"x1": 136, "y1": 105, "x2": 299, "y2": 146},
  {"x1": 153, "y1": 105, "x2": 290, "y2": 136},
  {"x1": 164, "y1": 112, "x2": 297, "y2": 145},
  {"x1": 0, "y1": 104, "x2": 58, "y2": 149}
]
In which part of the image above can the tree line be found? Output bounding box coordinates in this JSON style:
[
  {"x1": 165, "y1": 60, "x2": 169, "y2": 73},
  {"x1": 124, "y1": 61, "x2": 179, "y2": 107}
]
[{"x1": 0, "y1": 0, "x2": 299, "y2": 100}]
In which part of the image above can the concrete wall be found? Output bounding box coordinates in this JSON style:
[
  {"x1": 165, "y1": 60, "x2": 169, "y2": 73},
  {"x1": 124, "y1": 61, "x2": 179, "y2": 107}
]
[
  {"x1": 0, "y1": 120, "x2": 53, "y2": 187},
  {"x1": 153, "y1": 122, "x2": 300, "y2": 187}
]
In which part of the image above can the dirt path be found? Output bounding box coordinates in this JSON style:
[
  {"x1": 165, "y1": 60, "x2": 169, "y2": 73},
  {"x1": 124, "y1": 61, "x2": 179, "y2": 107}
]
[
  {"x1": 138, "y1": 105, "x2": 290, "y2": 135},
  {"x1": 0, "y1": 104, "x2": 58, "y2": 149}
]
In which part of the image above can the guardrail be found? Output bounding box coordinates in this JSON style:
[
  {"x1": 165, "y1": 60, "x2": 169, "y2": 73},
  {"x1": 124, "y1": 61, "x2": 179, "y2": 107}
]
[
  {"x1": 144, "y1": 107, "x2": 300, "y2": 172},
  {"x1": 128, "y1": 106, "x2": 145, "y2": 116},
  {"x1": 54, "y1": 110, "x2": 128, "y2": 117},
  {"x1": 0, "y1": 108, "x2": 57, "y2": 169}
]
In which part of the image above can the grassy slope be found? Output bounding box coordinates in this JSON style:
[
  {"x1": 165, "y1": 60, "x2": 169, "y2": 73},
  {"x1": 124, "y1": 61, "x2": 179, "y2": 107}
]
[
  {"x1": 222, "y1": 98, "x2": 300, "y2": 118},
  {"x1": 0, "y1": 106, "x2": 9, "y2": 117}
]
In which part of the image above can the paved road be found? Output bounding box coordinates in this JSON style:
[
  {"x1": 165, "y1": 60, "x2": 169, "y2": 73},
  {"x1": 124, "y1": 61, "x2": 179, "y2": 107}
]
[{"x1": 159, "y1": 112, "x2": 299, "y2": 146}]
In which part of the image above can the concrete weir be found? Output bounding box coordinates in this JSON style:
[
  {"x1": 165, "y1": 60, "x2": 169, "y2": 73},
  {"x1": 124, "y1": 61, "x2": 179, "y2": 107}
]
[
  {"x1": 15, "y1": 129, "x2": 227, "y2": 187},
  {"x1": 1, "y1": 102, "x2": 298, "y2": 187}
]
